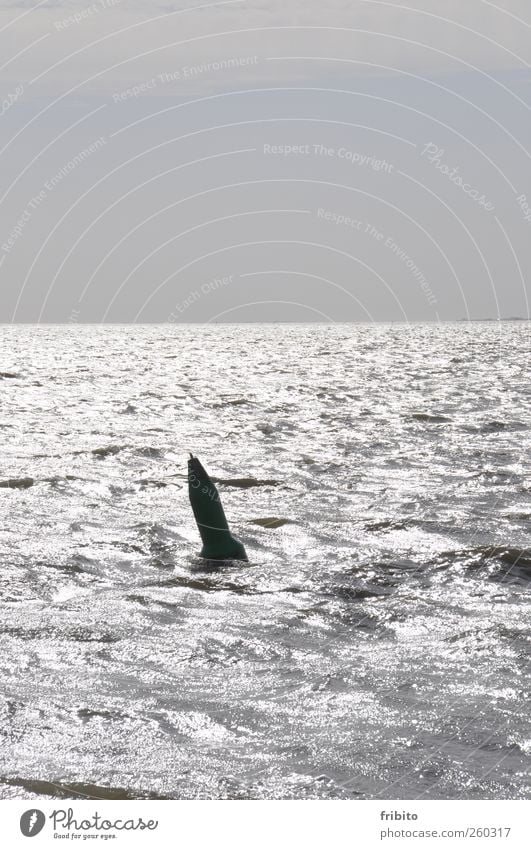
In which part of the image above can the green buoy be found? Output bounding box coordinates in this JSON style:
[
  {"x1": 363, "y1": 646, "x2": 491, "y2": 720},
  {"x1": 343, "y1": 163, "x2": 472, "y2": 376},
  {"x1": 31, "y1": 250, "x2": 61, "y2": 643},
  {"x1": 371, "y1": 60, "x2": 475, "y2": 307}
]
[{"x1": 188, "y1": 454, "x2": 248, "y2": 561}]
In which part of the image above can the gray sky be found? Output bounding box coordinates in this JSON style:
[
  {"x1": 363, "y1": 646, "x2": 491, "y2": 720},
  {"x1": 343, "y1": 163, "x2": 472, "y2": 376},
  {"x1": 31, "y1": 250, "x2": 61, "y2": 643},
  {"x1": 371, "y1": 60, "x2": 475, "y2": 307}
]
[{"x1": 1, "y1": 0, "x2": 531, "y2": 321}]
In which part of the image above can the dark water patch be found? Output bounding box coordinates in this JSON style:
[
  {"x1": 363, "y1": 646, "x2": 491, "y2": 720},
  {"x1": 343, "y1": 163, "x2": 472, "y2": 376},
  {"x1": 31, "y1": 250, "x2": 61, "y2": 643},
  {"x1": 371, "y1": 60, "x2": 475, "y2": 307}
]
[
  {"x1": 2, "y1": 699, "x2": 22, "y2": 718},
  {"x1": 325, "y1": 584, "x2": 385, "y2": 601},
  {"x1": 91, "y1": 445, "x2": 123, "y2": 458},
  {"x1": 110, "y1": 480, "x2": 141, "y2": 494},
  {"x1": 39, "y1": 559, "x2": 86, "y2": 575},
  {"x1": 477, "y1": 741, "x2": 521, "y2": 756},
  {"x1": 327, "y1": 605, "x2": 388, "y2": 635},
  {"x1": 491, "y1": 553, "x2": 531, "y2": 584},
  {"x1": 280, "y1": 586, "x2": 305, "y2": 595},
  {"x1": 44, "y1": 476, "x2": 78, "y2": 488},
  {"x1": 463, "y1": 420, "x2": 527, "y2": 434},
  {"x1": 126, "y1": 594, "x2": 152, "y2": 606},
  {"x1": 477, "y1": 469, "x2": 515, "y2": 480},
  {"x1": 188, "y1": 558, "x2": 250, "y2": 574},
  {"x1": 0, "y1": 626, "x2": 119, "y2": 643},
  {"x1": 446, "y1": 624, "x2": 530, "y2": 654},
  {"x1": 150, "y1": 575, "x2": 259, "y2": 596},
  {"x1": 149, "y1": 555, "x2": 175, "y2": 569},
  {"x1": 407, "y1": 413, "x2": 452, "y2": 423},
  {"x1": 348, "y1": 574, "x2": 400, "y2": 593},
  {"x1": 0, "y1": 372, "x2": 19, "y2": 379},
  {"x1": 0, "y1": 477, "x2": 34, "y2": 489},
  {"x1": 77, "y1": 707, "x2": 123, "y2": 723},
  {"x1": 439, "y1": 546, "x2": 531, "y2": 581},
  {"x1": 213, "y1": 477, "x2": 280, "y2": 488},
  {"x1": 109, "y1": 542, "x2": 146, "y2": 555},
  {"x1": 126, "y1": 595, "x2": 183, "y2": 616},
  {"x1": 137, "y1": 478, "x2": 168, "y2": 489},
  {"x1": 1, "y1": 626, "x2": 57, "y2": 640},
  {"x1": 349, "y1": 558, "x2": 422, "y2": 576},
  {"x1": 139, "y1": 523, "x2": 184, "y2": 558},
  {"x1": 496, "y1": 624, "x2": 531, "y2": 642},
  {"x1": 70, "y1": 554, "x2": 100, "y2": 571},
  {"x1": 341, "y1": 561, "x2": 425, "y2": 594},
  {"x1": 495, "y1": 625, "x2": 531, "y2": 658},
  {"x1": 0, "y1": 776, "x2": 171, "y2": 800},
  {"x1": 141, "y1": 574, "x2": 302, "y2": 598},
  {"x1": 311, "y1": 675, "x2": 349, "y2": 693},
  {"x1": 365, "y1": 519, "x2": 408, "y2": 532},
  {"x1": 135, "y1": 446, "x2": 164, "y2": 458},
  {"x1": 495, "y1": 549, "x2": 531, "y2": 569},
  {"x1": 446, "y1": 546, "x2": 530, "y2": 568},
  {"x1": 446, "y1": 628, "x2": 481, "y2": 644},
  {"x1": 214, "y1": 398, "x2": 250, "y2": 407},
  {"x1": 248, "y1": 517, "x2": 295, "y2": 528},
  {"x1": 67, "y1": 628, "x2": 121, "y2": 643},
  {"x1": 481, "y1": 420, "x2": 509, "y2": 432}
]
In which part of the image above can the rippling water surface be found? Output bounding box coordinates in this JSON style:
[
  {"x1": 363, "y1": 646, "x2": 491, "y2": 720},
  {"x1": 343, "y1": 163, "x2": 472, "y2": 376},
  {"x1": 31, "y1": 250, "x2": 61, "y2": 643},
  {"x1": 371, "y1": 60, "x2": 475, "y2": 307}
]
[{"x1": 0, "y1": 323, "x2": 529, "y2": 800}]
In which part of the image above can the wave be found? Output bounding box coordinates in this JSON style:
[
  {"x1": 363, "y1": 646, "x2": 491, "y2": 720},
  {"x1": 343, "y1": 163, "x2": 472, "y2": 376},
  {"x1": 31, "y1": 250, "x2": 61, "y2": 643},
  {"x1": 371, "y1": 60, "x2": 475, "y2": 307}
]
[
  {"x1": 0, "y1": 477, "x2": 34, "y2": 489},
  {"x1": 91, "y1": 445, "x2": 123, "y2": 458},
  {"x1": 365, "y1": 519, "x2": 408, "y2": 532},
  {"x1": 137, "y1": 478, "x2": 169, "y2": 489},
  {"x1": 440, "y1": 546, "x2": 531, "y2": 581},
  {"x1": 325, "y1": 584, "x2": 385, "y2": 601},
  {"x1": 462, "y1": 420, "x2": 528, "y2": 434},
  {"x1": 213, "y1": 398, "x2": 251, "y2": 407},
  {"x1": 213, "y1": 477, "x2": 280, "y2": 488},
  {"x1": 39, "y1": 558, "x2": 86, "y2": 575},
  {"x1": 408, "y1": 413, "x2": 452, "y2": 423},
  {"x1": 134, "y1": 576, "x2": 257, "y2": 596},
  {"x1": 135, "y1": 446, "x2": 164, "y2": 458},
  {"x1": 1, "y1": 624, "x2": 119, "y2": 643},
  {"x1": 248, "y1": 517, "x2": 294, "y2": 528},
  {"x1": 0, "y1": 776, "x2": 171, "y2": 800}
]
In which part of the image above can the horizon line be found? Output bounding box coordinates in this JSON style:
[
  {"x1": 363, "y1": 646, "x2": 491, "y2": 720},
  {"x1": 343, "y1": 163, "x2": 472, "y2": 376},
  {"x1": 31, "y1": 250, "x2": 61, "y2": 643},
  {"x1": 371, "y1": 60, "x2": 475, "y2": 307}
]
[{"x1": 0, "y1": 318, "x2": 529, "y2": 327}]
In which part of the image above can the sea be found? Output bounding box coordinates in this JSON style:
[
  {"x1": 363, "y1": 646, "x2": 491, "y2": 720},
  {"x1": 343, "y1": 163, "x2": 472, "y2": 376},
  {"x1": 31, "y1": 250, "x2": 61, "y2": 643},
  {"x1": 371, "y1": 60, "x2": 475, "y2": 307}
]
[{"x1": 0, "y1": 323, "x2": 529, "y2": 800}]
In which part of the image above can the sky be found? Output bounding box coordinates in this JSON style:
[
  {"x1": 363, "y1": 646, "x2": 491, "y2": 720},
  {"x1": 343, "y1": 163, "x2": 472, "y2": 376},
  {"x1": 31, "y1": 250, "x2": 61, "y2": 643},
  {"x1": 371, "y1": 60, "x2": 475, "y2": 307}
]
[{"x1": 1, "y1": 0, "x2": 531, "y2": 322}]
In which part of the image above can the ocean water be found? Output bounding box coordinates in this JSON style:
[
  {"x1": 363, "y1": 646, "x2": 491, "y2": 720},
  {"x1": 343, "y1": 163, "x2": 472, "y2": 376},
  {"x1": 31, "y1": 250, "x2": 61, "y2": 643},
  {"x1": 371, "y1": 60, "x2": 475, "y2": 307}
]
[{"x1": 0, "y1": 322, "x2": 529, "y2": 801}]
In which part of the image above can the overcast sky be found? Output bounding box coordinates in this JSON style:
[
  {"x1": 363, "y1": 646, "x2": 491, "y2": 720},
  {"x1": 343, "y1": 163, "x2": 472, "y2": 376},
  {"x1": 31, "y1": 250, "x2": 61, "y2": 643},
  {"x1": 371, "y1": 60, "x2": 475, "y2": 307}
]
[{"x1": 1, "y1": 0, "x2": 530, "y2": 321}]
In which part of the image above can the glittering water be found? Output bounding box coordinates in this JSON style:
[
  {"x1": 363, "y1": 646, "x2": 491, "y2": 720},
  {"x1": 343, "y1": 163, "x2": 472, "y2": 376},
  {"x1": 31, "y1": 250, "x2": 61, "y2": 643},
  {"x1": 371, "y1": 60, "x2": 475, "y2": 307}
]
[{"x1": 0, "y1": 323, "x2": 529, "y2": 800}]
